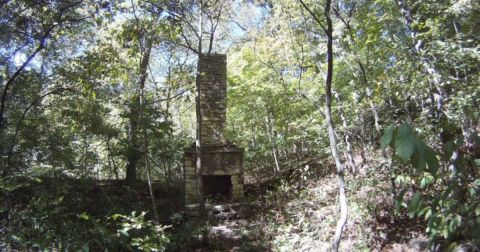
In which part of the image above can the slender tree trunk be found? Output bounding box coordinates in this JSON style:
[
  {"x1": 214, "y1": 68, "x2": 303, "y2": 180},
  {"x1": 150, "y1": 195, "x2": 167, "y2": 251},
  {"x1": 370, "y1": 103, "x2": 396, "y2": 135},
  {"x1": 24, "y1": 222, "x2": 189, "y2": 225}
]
[
  {"x1": 265, "y1": 114, "x2": 280, "y2": 174},
  {"x1": 323, "y1": 2, "x2": 348, "y2": 248},
  {"x1": 106, "y1": 137, "x2": 119, "y2": 180},
  {"x1": 367, "y1": 96, "x2": 397, "y2": 208},
  {"x1": 359, "y1": 111, "x2": 367, "y2": 166},
  {"x1": 333, "y1": 90, "x2": 357, "y2": 175},
  {"x1": 128, "y1": 2, "x2": 158, "y2": 222},
  {"x1": 195, "y1": 0, "x2": 206, "y2": 220},
  {"x1": 142, "y1": 97, "x2": 158, "y2": 222},
  {"x1": 251, "y1": 123, "x2": 257, "y2": 148},
  {"x1": 126, "y1": 102, "x2": 140, "y2": 182},
  {"x1": 370, "y1": 100, "x2": 381, "y2": 135},
  {"x1": 139, "y1": 42, "x2": 159, "y2": 221},
  {"x1": 297, "y1": 0, "x2": 348, "y2": 249},
  {"x1": 335, "y1": 4, "x2": 393, "y2": 202},
  {"x1": 333, "y1": 6, "x2": 383, "y2": 150}
]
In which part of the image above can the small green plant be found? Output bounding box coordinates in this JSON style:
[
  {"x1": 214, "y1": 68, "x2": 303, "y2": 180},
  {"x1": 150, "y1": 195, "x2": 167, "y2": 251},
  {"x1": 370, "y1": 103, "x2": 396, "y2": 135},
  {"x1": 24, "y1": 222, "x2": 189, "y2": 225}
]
[{"x1": 112, "y1": 211, "x2": 170, "y2": 252}]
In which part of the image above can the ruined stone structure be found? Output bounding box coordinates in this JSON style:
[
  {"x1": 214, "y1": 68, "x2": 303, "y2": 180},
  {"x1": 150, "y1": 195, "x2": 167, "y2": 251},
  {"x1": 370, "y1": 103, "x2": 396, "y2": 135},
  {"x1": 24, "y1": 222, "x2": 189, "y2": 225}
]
[{"x1": 184, "y1": 54, "x2": 244, "y2": 205}]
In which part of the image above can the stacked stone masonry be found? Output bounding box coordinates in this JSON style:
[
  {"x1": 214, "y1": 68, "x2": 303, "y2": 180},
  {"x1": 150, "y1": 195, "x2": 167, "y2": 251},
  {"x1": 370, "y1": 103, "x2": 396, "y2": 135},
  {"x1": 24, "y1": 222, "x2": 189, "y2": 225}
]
[
  {"x1": 184, "y1": 54, "x2": 244, "y2": 205},
  {"x1": 199, "y1": 54, "x2": 227, "y2": 145}
]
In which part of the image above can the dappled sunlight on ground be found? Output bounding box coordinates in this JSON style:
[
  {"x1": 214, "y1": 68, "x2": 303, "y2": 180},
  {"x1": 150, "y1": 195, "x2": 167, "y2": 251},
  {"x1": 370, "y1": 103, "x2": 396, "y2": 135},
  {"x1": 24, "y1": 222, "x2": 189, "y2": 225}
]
[{"x1": 199, "y1": 153, "x2": 431, "y2": 251}]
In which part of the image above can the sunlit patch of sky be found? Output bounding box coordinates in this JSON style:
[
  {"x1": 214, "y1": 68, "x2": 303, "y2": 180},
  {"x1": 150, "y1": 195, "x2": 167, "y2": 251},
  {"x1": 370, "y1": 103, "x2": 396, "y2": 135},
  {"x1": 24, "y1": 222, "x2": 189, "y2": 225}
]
[
  {"x1": 12, "y1": 53, "x2": 27, "y2": 68},
  {"x1": 149, "y1": 1, "x2": 268, "y2": 89},
  {"x1": 221, "y1": 1, "x2": 269, "y2": 51}
]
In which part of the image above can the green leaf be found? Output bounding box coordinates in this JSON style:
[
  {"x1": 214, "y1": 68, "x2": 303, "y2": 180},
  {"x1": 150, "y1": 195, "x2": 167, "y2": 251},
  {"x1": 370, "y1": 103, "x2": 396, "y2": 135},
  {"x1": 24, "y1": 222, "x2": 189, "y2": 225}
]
[
  {"x1": 444, "y1": 141, "x2": 454, "y2": 160},
  {"x1": 449, "y1": 215, "x2": 462, "y2": 232},
  {"x1": 474, "y1": 179, "x2": 480, "y2": 187},
  {"x1": 425, "y1": 146, "x2": 439, "y2": 175},
  {"x1": 380, "y1": 125, "x2": 395, "y2": 149},
  {"x1": 420, "y1": 174, "x2": 434, "y2": 189},
  {"x1": 474, "y1": 159, "x2": 480, "y2": 167},
  {"x1": 82, "y1": 242, "x2": 89, "y2": 252},
  {"x1": 411, "y1": 138, "x2": 427, "y2": 172},
  {"x1": 408, "y1": 191, "x2": 422, "y2": 219},
  {"x1": 119, "y1": 228, "x2": 129, "y2": 237},
  {"x1": 418, "y1": 206, "x2": 430, "y2": 217},
  {"x1": 394, "y1": 123, "x2": 416, "y2": 161},
  {"x1": 424, "y1": 208, "x2": 432, "y2": 221},
  {"x1": 78, "y1": 212, "x2": 90, "y2": 220}
]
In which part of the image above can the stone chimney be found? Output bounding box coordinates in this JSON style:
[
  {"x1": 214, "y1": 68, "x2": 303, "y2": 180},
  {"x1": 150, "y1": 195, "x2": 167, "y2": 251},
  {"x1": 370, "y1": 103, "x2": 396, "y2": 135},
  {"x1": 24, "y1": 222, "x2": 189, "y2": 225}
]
[
  {"x1": 184, "y1": 54, "x2": 245, "y2": 205},
  {"x1": 199, "y1": 54, "x2": 227, "y2": 145}
]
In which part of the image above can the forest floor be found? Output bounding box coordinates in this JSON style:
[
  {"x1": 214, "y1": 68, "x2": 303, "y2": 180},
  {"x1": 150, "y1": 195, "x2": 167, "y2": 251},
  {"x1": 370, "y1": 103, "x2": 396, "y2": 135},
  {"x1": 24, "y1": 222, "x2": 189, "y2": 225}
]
[
  {"x1": 181, "y1": 154, "x2": 431, "y2": 251},
  {"x1": 1, "y1": 153, "x2": 434, "y2": 251}
]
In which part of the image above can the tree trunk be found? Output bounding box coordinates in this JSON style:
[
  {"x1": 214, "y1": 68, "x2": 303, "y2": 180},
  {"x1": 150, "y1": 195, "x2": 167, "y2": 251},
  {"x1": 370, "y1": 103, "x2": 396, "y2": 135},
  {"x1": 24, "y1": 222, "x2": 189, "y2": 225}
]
[
  {"x1": 195, "y1": 0, "x2": 206, "y2": 221},
  {"x1": 106, "y1": 137, "x2": 119, "y2": 180},
  {"x1": 126, "y1": 103, "x2": 140, "y2": 182},
  {"x1": 265, "y1": 114, "x2": 280, "y2": 174},
  {"x1": 333, "y1": 90, "x2": 357, "y2": 175},
  {"x1": 138, "y1": 39, "x2": 159, "y2": 221},
  {"x1": 323, "y1": 1, "x2": 348, "y2": 251},
  {"x1": 297, "y1": 0, "x2": 348, "y2": 249}
]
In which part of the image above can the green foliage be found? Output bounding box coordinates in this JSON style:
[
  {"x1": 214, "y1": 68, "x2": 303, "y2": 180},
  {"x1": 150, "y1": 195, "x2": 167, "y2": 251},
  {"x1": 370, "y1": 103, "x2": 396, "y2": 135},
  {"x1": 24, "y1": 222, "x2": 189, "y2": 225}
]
[
  {"x1": 393, "y1": 124, "x2": 417, "y2": 162},
  {"x1": 381, "y1": 124, "x2": 480, "y2": 245},
  {"x1": 381, "y1": 123, "x2": 438, "y2": 174},
  {"x1": 1, "y1": 0, "x2": 479, "y2": 250},
  {"x1": 1, "y1": 174, "x2": 171, "y2": 251},
  {"x1": 226, "y1": 3, "x2": 329, "y2": 174},
  {"x1": 112, "y1": 211, "x2": 170, "y2": 252}
]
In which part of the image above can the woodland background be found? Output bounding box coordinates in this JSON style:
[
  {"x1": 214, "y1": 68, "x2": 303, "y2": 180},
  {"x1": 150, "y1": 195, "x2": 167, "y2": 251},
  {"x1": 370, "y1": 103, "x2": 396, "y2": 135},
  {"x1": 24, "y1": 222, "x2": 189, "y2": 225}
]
[{"x1": 0, "y1": 0, "x2": 479, "y2": 251}]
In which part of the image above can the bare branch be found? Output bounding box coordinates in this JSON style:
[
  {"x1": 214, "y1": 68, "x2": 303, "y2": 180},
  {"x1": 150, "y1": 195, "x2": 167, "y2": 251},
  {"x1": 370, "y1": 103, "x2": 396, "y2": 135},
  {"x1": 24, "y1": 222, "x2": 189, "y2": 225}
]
[{"x1": 297, "y1": 0, "x2": 327, "y2": 34}]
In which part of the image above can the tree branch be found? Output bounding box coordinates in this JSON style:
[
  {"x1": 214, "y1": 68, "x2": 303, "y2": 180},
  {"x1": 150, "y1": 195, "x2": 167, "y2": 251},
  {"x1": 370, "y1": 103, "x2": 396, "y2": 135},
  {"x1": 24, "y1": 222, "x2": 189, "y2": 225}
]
[
  {"x1": 0, "y1": 25, "x2": 56, "y2": 131},
  {"x1": 297, "y1": 0, "x2": 327, "y2": 34}
]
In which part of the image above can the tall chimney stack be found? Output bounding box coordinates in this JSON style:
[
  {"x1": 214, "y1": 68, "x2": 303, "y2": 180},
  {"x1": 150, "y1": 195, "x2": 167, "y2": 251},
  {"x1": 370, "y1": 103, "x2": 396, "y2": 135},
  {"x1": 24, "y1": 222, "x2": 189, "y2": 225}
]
[{"x1": 199, "y1": 54, "x2": 227, "y2": 145}]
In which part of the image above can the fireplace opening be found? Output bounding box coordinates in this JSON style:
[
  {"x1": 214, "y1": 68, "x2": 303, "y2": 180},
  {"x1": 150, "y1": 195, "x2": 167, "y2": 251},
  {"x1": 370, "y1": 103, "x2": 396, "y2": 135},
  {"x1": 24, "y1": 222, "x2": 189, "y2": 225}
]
[{"x1": 202, "y1": 175, "x2": 232, "y2": 202}]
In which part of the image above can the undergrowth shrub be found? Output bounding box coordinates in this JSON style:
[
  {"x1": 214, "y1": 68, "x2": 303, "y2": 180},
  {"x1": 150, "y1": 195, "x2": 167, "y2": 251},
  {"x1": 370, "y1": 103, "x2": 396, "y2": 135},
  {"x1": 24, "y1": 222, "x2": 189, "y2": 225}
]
[
  {"x1": 0, "y1": 174, "x2": 170, "y2": 251},
  {"x1": 381, "y1": 123, "x2": 480, "y2": 247}
]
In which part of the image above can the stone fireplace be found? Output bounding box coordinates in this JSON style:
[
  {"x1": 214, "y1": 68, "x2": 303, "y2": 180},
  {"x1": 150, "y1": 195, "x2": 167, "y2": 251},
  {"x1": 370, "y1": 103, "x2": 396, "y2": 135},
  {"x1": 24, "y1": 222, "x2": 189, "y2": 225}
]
[{"x1": 184, "y1": 54, "x2": 244, "y2": 205}]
